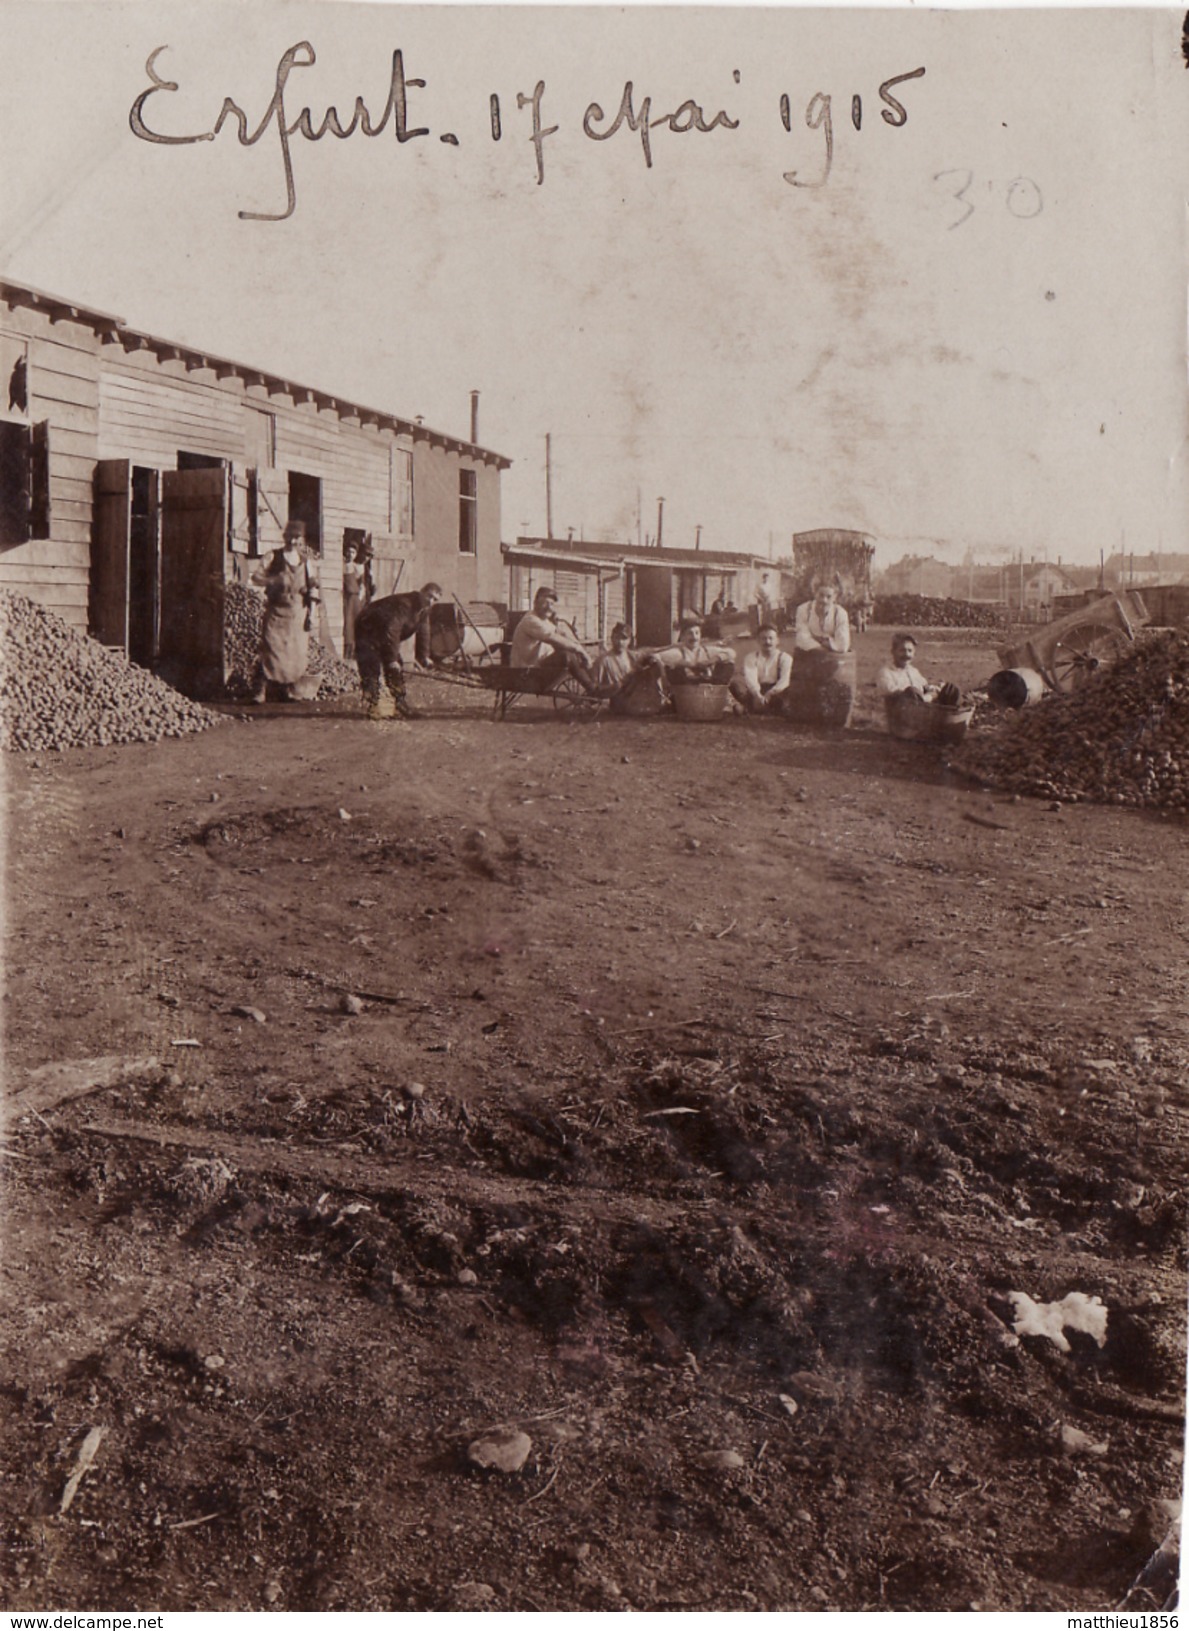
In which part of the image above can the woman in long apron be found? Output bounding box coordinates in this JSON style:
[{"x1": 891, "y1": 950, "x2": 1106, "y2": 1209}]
[{"x1": 249, "y1": 520, "x2": 320, "y2": 702}]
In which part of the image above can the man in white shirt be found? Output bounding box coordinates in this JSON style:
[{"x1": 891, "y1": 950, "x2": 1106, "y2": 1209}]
[
  {"x1": 793, "y1": 581, "x2": 851, "y2": 655},
  {"x1": 755, "y1": 570, "x2": 780, "y2": 626},
  {"x1": 877, "y1": 632, "x2": 935, "y2": 699},
  {"x1": 878, "y1": 633, "x2": 960, "y2": 725},
  {"x1": 729, "y1": 624, "x2": 793, "y2": 714},
  {"x1": 510, "y1": 586, "x2": 597, "y2": 689}
]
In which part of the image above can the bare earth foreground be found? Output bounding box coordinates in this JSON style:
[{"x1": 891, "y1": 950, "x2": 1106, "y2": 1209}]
[{"x1": 2, "y1": 631, "x2": 1186, "y2": 1613}]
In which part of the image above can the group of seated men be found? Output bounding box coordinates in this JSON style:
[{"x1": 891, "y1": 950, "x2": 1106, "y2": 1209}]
[{"x1": 507, "y1": 580, "x2": 862, "y2": 717}]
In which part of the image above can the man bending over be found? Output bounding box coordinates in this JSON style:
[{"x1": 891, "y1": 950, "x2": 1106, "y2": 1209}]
[{"x1": 355, "y1": 581, "x2": 443, "y2": 720}]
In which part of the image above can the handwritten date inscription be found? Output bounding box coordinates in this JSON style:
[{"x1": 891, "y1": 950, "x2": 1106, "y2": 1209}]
[{"x1": 130, "y1": 42, "x2": 927, "y2": 221}]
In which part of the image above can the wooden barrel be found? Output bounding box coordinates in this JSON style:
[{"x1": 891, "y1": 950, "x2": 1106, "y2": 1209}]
[
  {"x1": 784, "y1": 650, "x2": 856, "y2": 728},
  {"x1": 987, "y1": 667, "x2": 1046, "y2": 709}
]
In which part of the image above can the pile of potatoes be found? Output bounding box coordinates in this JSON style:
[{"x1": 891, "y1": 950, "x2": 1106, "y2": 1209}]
[
  {"x1": 953, "y1": 631, "x2": 1189, "y2": 809},
  {"x1": 873, "y1": 593, "x2": 1005, "y2": 630},
  {"x1": 222, "y1": 582, "x2": 358, "y2": 700},
  {"x1": 0, "y1": 592, "x2": 225, "y2": 753}
]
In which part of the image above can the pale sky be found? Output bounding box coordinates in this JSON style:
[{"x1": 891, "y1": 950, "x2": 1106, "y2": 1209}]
[{"x1": 1, "y1": 2, "x2": 1186, "y2": 569}]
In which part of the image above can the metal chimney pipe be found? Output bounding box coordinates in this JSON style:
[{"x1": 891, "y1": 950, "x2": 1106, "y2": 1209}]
[{"x1": 470, "y1": 391, "x2": 479, "y2": 444}]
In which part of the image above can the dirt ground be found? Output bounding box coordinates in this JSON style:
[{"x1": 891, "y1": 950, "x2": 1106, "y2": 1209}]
[{"x1": 2, "y1": 627, "x2": 1186, "y2": 1613}]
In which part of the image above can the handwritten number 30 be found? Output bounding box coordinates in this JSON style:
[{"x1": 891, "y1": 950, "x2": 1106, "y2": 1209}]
[{"x1": 935, "y1": 169, "x2": 1043, "y2": 229}]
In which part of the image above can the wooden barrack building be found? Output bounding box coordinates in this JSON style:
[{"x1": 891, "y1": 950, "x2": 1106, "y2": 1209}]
[{"x1": 0, "y1": 280, "x2": 509, "y2": 689}]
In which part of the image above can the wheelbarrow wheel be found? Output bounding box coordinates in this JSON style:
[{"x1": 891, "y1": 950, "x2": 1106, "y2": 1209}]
[
  {"x1": 1046, "y1": 625, "x2": 1131, "y2": 693},
  {"x1": 552, "y1": 674, "x2": 603, "y2": 718}
]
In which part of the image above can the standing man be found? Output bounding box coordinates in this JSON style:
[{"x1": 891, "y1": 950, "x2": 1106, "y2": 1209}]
[
  {"x1": 354, "y1": 581, "x2": 442, "y2": 720},
  {"x1": 794, "y1": 579, "x2": 851, "y2": 655},
  {"x1": 755, "y1": 570, "x2": 780, "y2": 629},
  {"x1": 729, "y1": 624, "x2": 793, "y2": 714}
]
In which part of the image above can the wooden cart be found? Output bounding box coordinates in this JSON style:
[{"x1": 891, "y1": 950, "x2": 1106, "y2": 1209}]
[
  {"x1": 996, "y1": 591, "x2": 1148, "y2": 695},
  {"x1": 474, "y1": 664, "x2": 605, "y2": 721}
]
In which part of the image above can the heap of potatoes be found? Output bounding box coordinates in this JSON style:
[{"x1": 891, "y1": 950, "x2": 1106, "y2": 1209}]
[
  {"x1": 953, "y1": 630, "x2": 1189, "y2": 809},
  {"x1": 873, "y1": 592, "x2": 1005, "y2": 630},
  {"x1": 0, "y1": 592, "x2": 225, "y2": 753},
  {"x1": 223, "y1": 582, "x2": 358, "y2": 700}
]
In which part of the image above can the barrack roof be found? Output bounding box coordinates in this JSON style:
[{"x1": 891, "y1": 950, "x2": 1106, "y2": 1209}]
[{"x1": 0, "y1": 278, "x2": 511, "y2": 469}]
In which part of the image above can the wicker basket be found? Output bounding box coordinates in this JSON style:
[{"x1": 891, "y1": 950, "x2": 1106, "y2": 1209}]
[{"x1": 671, "y1": 682, "x2": 730, "y2": 722}]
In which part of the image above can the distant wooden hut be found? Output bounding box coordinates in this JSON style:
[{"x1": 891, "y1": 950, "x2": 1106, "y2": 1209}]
[{"x1": 504, "y1": 537, "x2": 760, "y2": 647}]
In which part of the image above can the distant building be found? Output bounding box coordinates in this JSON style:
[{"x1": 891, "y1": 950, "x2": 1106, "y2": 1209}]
[
  {"x1": 0, "y1": 279, "x2": 509, "y2": 688},
  {"x1": 1103, "y1": 552, "x2": 1189, "y2": 587},
  {"x1": 1019, "y1": 562, "x2": 1081, "y2": 615},
  {"x1": 503, "y1": 536, "x2": 761, "y2": 646},
  {"x1": 874, "y1": 554, "x2": 955, "y2": 599}
]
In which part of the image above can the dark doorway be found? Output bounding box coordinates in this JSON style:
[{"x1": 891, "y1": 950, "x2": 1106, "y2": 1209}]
[{"x1": 288, "y1": 470, "x2": 322, "y2": 555}]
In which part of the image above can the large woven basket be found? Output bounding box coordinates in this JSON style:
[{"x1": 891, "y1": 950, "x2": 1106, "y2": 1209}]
[{"x1": 671, "y1": 683, "x2": 730, "y2": 722}]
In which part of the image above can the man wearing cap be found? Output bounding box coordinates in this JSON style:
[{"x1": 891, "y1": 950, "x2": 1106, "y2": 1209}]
[
  {"x1": 354, "y1": 581, "x2": 443, "y2": 720},
  {"x1": 509, "y1": 586, "x2": 597, "y2": 689},
  {"x1": 591, "y1": 622, "x2": 637, "y2": 693}
]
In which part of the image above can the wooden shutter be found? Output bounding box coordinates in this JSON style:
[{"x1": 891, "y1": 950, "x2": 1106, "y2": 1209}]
[{"x1": 0, "y1": 419, "x2": 31, "y2": 545}]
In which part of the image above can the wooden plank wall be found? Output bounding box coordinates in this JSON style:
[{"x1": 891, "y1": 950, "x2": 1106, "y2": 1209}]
[
  {"x1": 0, "y1": 305, "x2": 100, "y2": 630},
  {"x1": 2, "y1": 301, "x2": 506, "y2": 650},
  {"x1": 411, "y1": 442, "x2": 503, "y2": 605},
  {"x1": 99, "y1": 366, "x2": 243, "y2": 467}
]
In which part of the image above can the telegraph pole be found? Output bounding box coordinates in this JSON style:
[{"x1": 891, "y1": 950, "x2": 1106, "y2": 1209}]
[{"x1": 545, "y1": 433, "x2": 553, "y2": 541}]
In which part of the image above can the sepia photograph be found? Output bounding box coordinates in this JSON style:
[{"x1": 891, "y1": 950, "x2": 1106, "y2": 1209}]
[{"x1": 0, "y1": 0, "x2": 1186, "y2": 1614}]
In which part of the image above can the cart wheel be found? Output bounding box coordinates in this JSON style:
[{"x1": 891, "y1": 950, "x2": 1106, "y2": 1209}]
[
  {"x1": 1046, "y1": 625, "x2": 1131, "y2": 693},
  {"x1": 552, "y1": 675, "x2": 603, "y2": 718}
]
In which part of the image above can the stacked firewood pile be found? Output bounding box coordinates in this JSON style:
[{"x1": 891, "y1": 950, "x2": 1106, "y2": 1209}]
[
  {"x1": 953, "y1": 631, "x2": 1189, "y2": 809},
  {"x1": 873, "y1": 593, "x2": 1005, "y2": 629},
  {"x1": 222, "y1": 582, "x2": 359, "y2": 700},
  {"x1": 0, "y1": 593, "x2": 225, "y2": 752}
]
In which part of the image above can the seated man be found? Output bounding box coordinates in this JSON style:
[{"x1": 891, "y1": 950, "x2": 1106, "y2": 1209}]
[
  {"x1": 794, "y1": 580, "x2": 851, "y2": 656},
  {"x1": 354, "y1": 581, "x2": 442, "y2": 720},
  {"x1": 591, "y1": 623, "x2": 667, "y2": 716},
  {"x1": 591, "y1": 622, "x2": 636, "y2": 693},
  {"x1": 649, "y1": 619, "x2": 735, "y2": 688},
  {"x1": 509, "y1": 586, "x2": 597, "y2": 689},
  {"x1": 877, "y1": 632, "x2": 960, "y2": 726},
  {"x1": 729, "y1": 624, "x2": 793, "y2": 714}
]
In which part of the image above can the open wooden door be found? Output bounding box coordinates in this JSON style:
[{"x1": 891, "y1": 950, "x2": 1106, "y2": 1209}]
[
  {"x1": 159, "y1": 465, "x2": 229, "y2": 697},
  {"x1": 91, "y1": 459, "x2": 132, "y2": 649}
]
